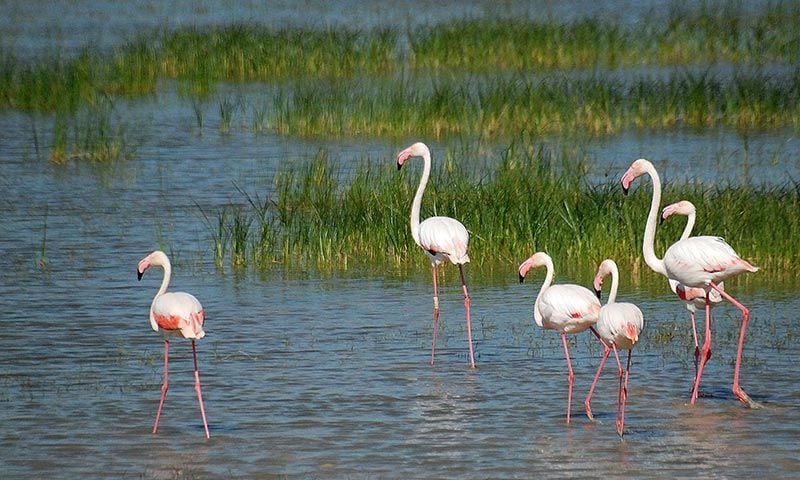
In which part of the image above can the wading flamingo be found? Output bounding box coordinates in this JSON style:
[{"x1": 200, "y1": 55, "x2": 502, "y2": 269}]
[
  {"x1": 584, "y1": 259, "x2": 644, "y2": 438},
  {"x1": 397, "y1": 142, "x2": 475, "y2": 368},
  {"x1": 137, "y1": 250, "x2": 210, "y2": 438},
  {"x1": 518, "y1": 252, "x2": 601, "y2": 423},
  {"x1": 661, "y1": 200, "x2": 723, "y2": 371},
  {"x1": 621, "y1": 159, "x2": 760, "y2": 408}
]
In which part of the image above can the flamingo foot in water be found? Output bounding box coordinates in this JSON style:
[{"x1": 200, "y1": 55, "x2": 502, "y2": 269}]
[{"x1": 734, "y1": 386, "x2": 763, "y2": 409}]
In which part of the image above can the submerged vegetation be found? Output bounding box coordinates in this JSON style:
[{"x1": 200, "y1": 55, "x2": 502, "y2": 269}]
[{"x1": 207, "y1": 141, "x2": 800, "y2": 284}]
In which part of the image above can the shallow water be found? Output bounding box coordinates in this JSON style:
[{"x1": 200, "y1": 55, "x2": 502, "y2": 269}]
[
  {"x1": 1, "y1": 265, "x2": 799, "y2": 478},
  {"x1": 2, "y1": 114, "x2": 799, "y2": 477},
  {"x1": 2, "y1": 2, "x2": 800, "y2": 478}
]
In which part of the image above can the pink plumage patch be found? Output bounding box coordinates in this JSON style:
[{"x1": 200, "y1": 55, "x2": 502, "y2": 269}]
[
  {"x1": 153, "y1": 310, "x2": 204, "y2": 332},
  {"x1": 154, "y1": 313, "x2": 182, "y2": 330}
]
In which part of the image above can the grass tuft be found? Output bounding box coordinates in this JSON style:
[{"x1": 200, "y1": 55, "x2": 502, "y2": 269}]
[{"x1": 205, "y1": 140, "x2": 800, "y2": 287}]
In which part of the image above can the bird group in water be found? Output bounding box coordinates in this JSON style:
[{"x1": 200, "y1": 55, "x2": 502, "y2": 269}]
[{"x1": 137, "y1": 141, "x2": 760, "y2": 440}]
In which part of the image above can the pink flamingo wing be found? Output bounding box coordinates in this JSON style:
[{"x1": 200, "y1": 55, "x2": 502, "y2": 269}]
[
  {"x1": 419, "y1": 216, "x2": 470, "y2": 264},
  {"x1": 539, "y1": 284, "x2": 601, "y2": 332},
  {"x1": 152, "y1": 292, "x2": 205, "y2": 339}
]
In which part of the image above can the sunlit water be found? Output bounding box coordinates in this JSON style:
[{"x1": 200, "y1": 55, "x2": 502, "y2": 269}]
[
  {"x1": 1, "y1": 2, "x2": 800, "y2": 478},
  {"x1": 2, "y1": 105, "x2": 799, "y2": 477}
]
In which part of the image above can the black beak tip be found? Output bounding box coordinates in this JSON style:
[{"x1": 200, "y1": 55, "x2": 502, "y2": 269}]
[
  {"x1": 518, "y1": 273, "x2": 525, "y2": 284},
  {"x1": 622, "y1": 186, "x2": 629, "y2": 196},
  {"x1": 660, "y1": 216, "x2": 665, "y2": 225},
  {"x1": 594, "y1": 288, "x2": 602, "y2": 300},
  {"x1": 137, "y1": 270, "x2": 143, "y2": 281},
  {"x1": 396, "y1": 162, "x2": 402, "y2": 171}
]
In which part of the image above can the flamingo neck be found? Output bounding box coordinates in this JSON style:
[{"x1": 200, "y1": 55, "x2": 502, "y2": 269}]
[
  {"x1": 606, "y1": 263, "x2": 620, "y2": 304},
  {"x1": 642, "y1": 164, "x2": 668, "y2": 277},
  {"x1": 409, "y1": 150, "x2": 431, "y2": 247},
  {"x1": 680, "y1": 211, "x2": 696, "y2": 241},
  {"x1": 533, "y1": 257, "x2": 554, "y2": 326},
  {"x1": 156, "y1": 260, "x2": 171, "y2": 299},
  {"x1": 148, "y1": 257, "x2": 172, "y2": 333}
]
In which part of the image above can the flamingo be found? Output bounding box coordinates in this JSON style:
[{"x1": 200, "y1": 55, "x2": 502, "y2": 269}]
[
  {"x1": 584, "y1": 259, "x2": 644, "y2": 438},
  {"x1": 397, "y1": 142, "x2": 475, "y2": 368},
  {"x1": 621, "y1": 159, "x2": 760, "y2": 408},
  {"x1": 137, "y1": 250, "x2": 210, "y2": 438},
  {"x1": 518, "y1": 252, "x2": 601, "y2": 423},
  {"x1": 661, "y1": 200, "x2": 723, "y2": 371}
]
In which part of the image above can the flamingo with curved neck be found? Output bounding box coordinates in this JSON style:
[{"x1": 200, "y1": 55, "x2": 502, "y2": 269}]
[
  {"x1": 397, "y1": 142, "x2": 475, "y2": 368},
  {"x1": 621, "y1": 159, "x2": 760, "y2": 408},
  {"x1": 137, "y1": 250, "x2": 210, "y2": 438},
  {"x1": 585, "y1": 259, "x2": 644, "y2": 438},
  {"x1": 519, "y1": 252, "x2": 601, "y2": 424},
  {"x1": 661, "y1": 200, "x2": 724, "y2": 371}
]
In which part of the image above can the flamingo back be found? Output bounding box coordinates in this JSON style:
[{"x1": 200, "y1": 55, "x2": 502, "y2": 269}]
[
  {"x1": 596, "y1": 302, "x2": 644, "y2": 350},
  {"x1": 664, "y1": 236, "x2": 758, "y2": 287},
  {"x1": 151, "y1": 292, "x2": 206, "y2": 339},
  {"x1": 418, "y1": 216, "x2": 470, "y2": 265},
  {"x1": 538, "y1": 284, "x2": 601, "y2": 334}
]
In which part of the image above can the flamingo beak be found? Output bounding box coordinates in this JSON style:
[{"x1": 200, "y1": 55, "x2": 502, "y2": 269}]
[
  {"x1": 660, "y1": 215, "x2": 665, "y2": 225},
  {"x1": 397, "y1": 161, "x2": 402, "y2": 171},
  {"x1": 594, "y1": 288, "x2": 602, "y2": 300},
  {"x1": 137, "y1": 269, "x2": 144, "y2": 281},
  {"x1": 518, "y1": 273, "x2": 525, "y2": 284}
]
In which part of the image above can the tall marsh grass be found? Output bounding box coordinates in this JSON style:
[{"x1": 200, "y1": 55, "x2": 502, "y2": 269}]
[
  {"x1": 269, "y1": 72, "x2": 800, "y2": 138},
  {"x1": 208, "y1": 142, "x2": 800, "y2": 285},
  {"x1": 49, "y1": 101, "x2": 130, "y2": 164},
  {"x1": 409, "y1": 3, "x2": 800, "y2": 71},
  {"x1": 1, "y1": 1, "x2": 799, "y2": 118}
]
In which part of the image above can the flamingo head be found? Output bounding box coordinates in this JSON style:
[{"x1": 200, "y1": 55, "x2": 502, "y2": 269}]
[
  {"x1": 660, "y1": 200, "x2": 696, "y2": 225},
  {"x1": 620, "y1": 158, "x2": 653, "y2": 195},
  {"x1": 623, "y1": 323, "x2": 640, "y2": 345},
  {"x1": 137, "y1": 250, "x2": 169, "y2": 280},
  {"x1": 397, "y1": 142, "x2": 430, "y2": 170},
  {"x1": 518, "y1": 252, "x2": 550, "y2": 283},
  {"x1": 592, "y1": 259, "x2": 616, "y2": 299}
]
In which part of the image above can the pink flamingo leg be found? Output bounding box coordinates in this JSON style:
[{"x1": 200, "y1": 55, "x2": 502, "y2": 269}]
[
  {"x1": 459, "y1": 265, "x2": 476, "y2": 369},
  {"x1": 689, "y1": 310, "x2": 700, "y2": 374},
  {"x1": 690, "y1": 295, "x2": 713, "y2": 404},
  {"x1": 709, "y1": 282, "x2": 762, "y2": 408},
  {"x1": 560, "y1": 332, "x2": 575, "y2": 424},
  {"x1": 585, "y1": 327, "x2": 611, "y2": 421},
  {"x1": 610, "y1": 344, "x2": 625, "y2": 436},
  {"x1": 585, "y1": 346, "x2": 610, "y2": 421},
  {"x1": 153, "y1": 339, "x2": 170, "y2": 434},
  {"x1": 192, "y1": 340, "x2": 211, "y2": 439},
  {"x1": 430, "y1": 266, "x2": 440, "y2": 366},
  {"x1": 617, "y1": 348, "x2": 632, "y2": 438}
]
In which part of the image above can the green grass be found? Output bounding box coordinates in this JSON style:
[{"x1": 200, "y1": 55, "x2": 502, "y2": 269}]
[
  {"x1": 409, "y1": 2, "x2": 800, "y2": 71},
  {"x1": 266, "y1": 71, "x2": 800, "y2": 139},
  {"x1": 206, "y1": 140, "x2": 800, "y2": 287},
  {"x1": 48, "y1": 100, "x2": 130, "y2": 164},
  {"x1": 1, "y1": 1, "x2": 799, "y2": 118}
]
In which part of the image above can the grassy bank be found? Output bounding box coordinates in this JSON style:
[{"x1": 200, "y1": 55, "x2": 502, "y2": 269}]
[{"x1": 207, "y1": 142, "x2": 800, "y2": 285}]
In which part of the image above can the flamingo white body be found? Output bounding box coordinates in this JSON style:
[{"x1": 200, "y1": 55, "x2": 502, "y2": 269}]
[
  {"x1": 661, "y1": 200, "x2": 723, "y2": 369},
  {"x1": 585, "y1": 259, "x2": 644, "y2": 438},
  {"x1": 621, "y1": 159, "x2": 760, "y2": 408},
  {"x1": 397, "y1": 142, "x2": 475, "y2": 368},
  {"x1": 518, "y1": 252, "x2": 601, "y2": 424},
  {"x1": 137, "y1": 250, "x2": 210, "y2": 438}
]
